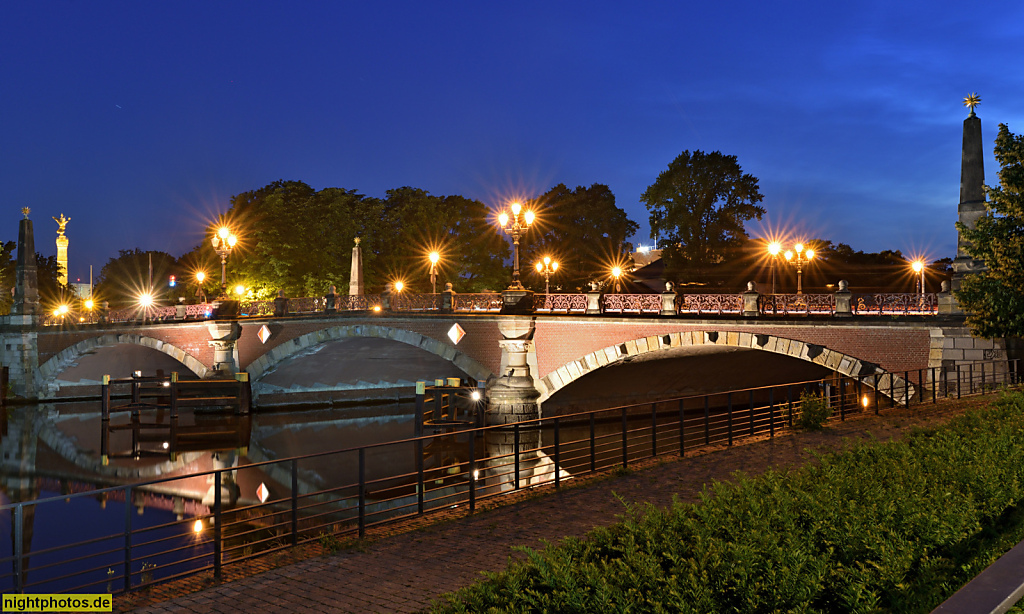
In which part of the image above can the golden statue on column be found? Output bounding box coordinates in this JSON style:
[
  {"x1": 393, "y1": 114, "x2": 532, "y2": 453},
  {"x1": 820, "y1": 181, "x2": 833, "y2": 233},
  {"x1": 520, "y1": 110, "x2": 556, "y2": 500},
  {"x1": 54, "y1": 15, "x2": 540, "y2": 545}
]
[{"x1": 53, "y1": 213, "x2": 70, "y2": 285}]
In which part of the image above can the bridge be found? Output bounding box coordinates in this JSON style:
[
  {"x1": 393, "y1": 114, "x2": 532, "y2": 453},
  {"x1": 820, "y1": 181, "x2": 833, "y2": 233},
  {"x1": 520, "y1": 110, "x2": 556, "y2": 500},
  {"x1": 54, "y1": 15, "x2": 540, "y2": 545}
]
[{"x1": 1, "y1": 282, "x2": 1005, "y2": 421}]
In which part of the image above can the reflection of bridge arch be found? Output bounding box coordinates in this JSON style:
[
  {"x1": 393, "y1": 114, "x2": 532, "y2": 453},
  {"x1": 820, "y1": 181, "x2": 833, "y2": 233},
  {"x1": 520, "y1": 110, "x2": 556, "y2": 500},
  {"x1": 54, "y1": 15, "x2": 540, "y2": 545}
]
[
  {"x1": 246, "y1": 325, "x2": 494, "y2": 383},
  {"x1": 537, "y1": 330, "x2": 914, "y2": 405},
  {"x1": 36, "y1": 334, "x2": 209, "y2": 397}
]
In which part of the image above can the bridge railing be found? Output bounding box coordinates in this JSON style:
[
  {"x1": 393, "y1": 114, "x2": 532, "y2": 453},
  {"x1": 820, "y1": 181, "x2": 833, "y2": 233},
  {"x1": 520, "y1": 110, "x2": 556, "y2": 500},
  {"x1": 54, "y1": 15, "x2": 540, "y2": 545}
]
[
  {"x1": 39, "y1": 290, "x2": 942, "y2": 326},
  {"x1": 2, "y1": 358, "x2": 1016, "y2": 596}
]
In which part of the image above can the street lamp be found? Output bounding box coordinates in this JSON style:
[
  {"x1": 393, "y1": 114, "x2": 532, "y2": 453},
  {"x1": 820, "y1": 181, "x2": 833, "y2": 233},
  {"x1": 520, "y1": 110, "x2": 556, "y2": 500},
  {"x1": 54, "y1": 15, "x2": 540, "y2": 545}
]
[
  {"x1": 428, "y1": 251, "x2": 440, "y2": 294},
  {"x1": 783, "y1": 243, "x2": 815, "y2": 294},
  {"x1": 767, "y1": 241, "x2": 782, "y2": 294},
  {"x1": 911, "y1": 260, "x2": 925, "y2": 294},
  {"x1": 497, "y1": 201, "x2": 535, "y2": 290},
  {"x1": 611, "y1": 266, "x2": 623, "y2": 293},
  {"x1": 535, "y1": 256, "x2": 559, "y2": 294},
  {"x1": 210, "y1": 226, "x2": 238, "y2": 298},
  {"x1": 195, "y1": 271, "x2": 208, "y2": 303}
]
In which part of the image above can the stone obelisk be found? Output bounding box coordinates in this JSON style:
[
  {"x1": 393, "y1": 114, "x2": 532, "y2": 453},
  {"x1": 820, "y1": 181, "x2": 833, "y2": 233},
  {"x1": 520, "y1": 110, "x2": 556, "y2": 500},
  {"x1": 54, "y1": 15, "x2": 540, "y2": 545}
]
[
  {"x1": 13, "y1": 208, "x2": 40, "y2": 316},
  {"x1": 951, "y1": 93, "x2": 987, "y2": 294},
  {"x1": 349, "y1": 237, "x2": 363, "y2": 296}
]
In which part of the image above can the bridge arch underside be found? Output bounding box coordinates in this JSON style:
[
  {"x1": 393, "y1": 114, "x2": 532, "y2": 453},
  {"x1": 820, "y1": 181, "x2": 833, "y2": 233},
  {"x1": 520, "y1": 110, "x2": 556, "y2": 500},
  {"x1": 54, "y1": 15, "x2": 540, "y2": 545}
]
[
  {"x1": 251, "y1": 335, "x2": 487, "y2": 409},
  {"x1": 37, "y1": 337, "x2": 207, "y2": 399},
  {"x1": 539, "y1": 332, "x2": 914, "y2": 414}
]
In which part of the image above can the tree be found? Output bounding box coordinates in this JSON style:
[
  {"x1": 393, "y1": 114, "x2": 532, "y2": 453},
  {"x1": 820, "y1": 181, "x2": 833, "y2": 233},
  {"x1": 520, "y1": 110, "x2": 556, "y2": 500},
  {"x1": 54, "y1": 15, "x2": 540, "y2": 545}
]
[
  {"x1": 0, "y1": 241, "x2": 15, "y2": 315},
  {"x1": 521, "y1": 184, "x2": 639, "y2": 292},
  {"x1": 956, "y1": 124, "x2": 1024, "y2": 338},
  {"x1": 642, "y1": 150, "x2": 765, "y2": 283},
  {"x1": 93, "y1": 249, "x2": 181, "y2": 308}
]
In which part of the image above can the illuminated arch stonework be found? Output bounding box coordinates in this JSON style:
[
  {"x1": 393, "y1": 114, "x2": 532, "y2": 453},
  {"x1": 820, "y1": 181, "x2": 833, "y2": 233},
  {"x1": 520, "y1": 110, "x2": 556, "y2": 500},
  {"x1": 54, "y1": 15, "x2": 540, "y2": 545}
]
[
  {"x1": 245, "y1": 324, "x2": 494, "y2": 384},
  {"x1": 536, "y1": 330, "x2": 914, "y2": 405},
  {"x1": 35, "y1": 333, "x2": 209, "y2": 398}
]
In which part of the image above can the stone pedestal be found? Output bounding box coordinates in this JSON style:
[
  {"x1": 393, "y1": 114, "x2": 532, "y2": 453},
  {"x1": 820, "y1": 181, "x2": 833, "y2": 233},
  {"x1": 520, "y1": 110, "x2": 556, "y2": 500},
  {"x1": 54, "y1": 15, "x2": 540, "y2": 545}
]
[
  {"x1": 273, "y1": 291, "x2": 289, "y2": 317},
  {"x1": 585, "y1": 290, "x2": 602, "y2": 315},
  {"x1": 441, "y1": 283, "x2": 454, "y2": 313},
  {"x1": 206, "y1": 320, "x2": 241, "y2": 376},
  {"x1": 834, "y1": 280, "x2": 853, "y2": 317},
  {"x1": 742, "y1": 281, "x2": 760, "y2": 317},
  {"x1": 501, "y1": 289, "x2": 534, "y2": 314},
  {"x1": 660, "y1": 283, "x2": 677, "y2": 316}
]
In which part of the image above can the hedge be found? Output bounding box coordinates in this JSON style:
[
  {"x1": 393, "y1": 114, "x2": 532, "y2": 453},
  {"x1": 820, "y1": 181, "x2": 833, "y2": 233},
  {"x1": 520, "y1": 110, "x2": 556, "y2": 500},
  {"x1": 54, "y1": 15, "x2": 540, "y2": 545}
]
[{"x1": 432, "y1": 391, "x2": 1024, "y2": 613}]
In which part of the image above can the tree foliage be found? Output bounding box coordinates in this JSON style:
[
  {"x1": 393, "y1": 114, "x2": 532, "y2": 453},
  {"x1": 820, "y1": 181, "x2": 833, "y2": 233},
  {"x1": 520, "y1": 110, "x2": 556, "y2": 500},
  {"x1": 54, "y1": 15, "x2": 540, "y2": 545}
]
[
  {"x1": 956, "y1": 124, "x2": 1024, "y2": 338},
  {"x1": 521, "y1": 184, "x2": 639, "y2": 291},
  {"x1": 202, "y1": 180, "x2": 509, "y2": 298},
  {"x1": 93, "y1": 249, "x2": 181, "y2": 308},
  {"x1": 642, "y1": 150, "x2": 765, "y2": 282}
]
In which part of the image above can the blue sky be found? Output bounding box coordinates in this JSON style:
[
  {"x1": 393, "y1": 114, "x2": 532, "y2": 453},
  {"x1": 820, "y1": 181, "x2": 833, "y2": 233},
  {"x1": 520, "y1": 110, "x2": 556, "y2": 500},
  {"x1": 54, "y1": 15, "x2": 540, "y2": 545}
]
[{"x1": 2, "y1": 1, "x2": 1022, "y2": 282}]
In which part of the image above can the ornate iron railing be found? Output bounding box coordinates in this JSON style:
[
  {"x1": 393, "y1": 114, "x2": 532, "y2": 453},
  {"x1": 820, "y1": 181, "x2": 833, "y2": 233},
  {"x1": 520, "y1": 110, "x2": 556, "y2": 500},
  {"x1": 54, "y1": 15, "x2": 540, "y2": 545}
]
[
  {"x1": 452, "y1": 293, "x2": 503, "y2": 312},
  {"x1": 238, "y1": 300, "x2": 274, "y2": 316},
  {"x1": 391, "y1": 293, "x2": 441, "y2": 312},
  {"x1": 853, "y1": 293, "x2": 938, "y2": 315},
  {"x1": 534, "y1": 294, "x2": 588, "y2": 313},
  {"x1": 676, "y1": 293, "x2": 743, "y2": 315},
  {"x1": 602, "y1": 293, "x2": 662, "y2": 314},
  {"x1": 761, "y1": 294, "x2": 836, "y2": 315}
]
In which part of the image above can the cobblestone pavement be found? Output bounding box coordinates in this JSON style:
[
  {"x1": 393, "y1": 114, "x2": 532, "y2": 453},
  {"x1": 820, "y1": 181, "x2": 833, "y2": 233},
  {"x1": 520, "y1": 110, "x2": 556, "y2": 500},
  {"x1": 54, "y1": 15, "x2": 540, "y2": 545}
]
[{"x1": 117, "y1": 398, "x2": 987, "y2": 613}]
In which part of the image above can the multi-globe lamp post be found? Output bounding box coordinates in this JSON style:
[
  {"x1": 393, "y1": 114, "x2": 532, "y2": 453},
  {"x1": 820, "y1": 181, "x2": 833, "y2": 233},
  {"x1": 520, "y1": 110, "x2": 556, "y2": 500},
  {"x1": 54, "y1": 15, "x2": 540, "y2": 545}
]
[
  {"x1": 210, "y1": 226, "x2": 238, "y2": 298},
  {"x1": 783, "y1": 243, "x2": 815, "y2": 294},
  {"x1": 497, "y1": 201, "x2": 534, "y2": 290},
  {"x1": 535, "y1": 256, "x2": 559, "y2": 294}
]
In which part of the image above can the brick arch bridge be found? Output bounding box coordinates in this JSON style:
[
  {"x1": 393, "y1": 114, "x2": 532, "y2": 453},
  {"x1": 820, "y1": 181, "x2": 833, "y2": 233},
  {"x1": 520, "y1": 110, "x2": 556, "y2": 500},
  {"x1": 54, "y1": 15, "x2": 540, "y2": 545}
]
[{"x1": 4, "y1": 312, "x2": 1001, "y2": 407}]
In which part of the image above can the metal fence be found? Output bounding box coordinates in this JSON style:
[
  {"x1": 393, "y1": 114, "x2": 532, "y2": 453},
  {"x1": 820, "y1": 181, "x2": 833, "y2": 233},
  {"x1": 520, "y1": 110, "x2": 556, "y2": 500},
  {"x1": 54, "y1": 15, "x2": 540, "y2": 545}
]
[{"x1": 2, "y1": 358, "x2": 1017, "y2": 595}]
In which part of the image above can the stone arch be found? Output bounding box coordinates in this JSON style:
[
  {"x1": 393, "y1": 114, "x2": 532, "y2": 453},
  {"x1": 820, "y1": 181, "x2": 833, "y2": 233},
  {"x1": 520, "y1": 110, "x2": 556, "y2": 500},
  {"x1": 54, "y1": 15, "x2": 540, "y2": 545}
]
[
  {"x1": 536, "y1": 330, "x2": 914, "y2": 405},
  {"x1": 36, "y1": 333, "x2": 210, "y2": 397},
  {"x1": 246, "y1": 324, "x2": 494, "y2": 384}
]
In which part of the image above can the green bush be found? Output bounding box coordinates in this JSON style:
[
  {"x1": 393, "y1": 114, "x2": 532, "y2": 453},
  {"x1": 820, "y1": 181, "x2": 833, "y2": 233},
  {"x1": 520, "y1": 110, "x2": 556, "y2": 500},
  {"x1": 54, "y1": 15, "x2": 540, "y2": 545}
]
[
  {"x1": 798, "y1": 390, "x2": 832, "y2": 430},
  {"x1": 432, "y1": 392, "x2": 1024, "y2": 613}
]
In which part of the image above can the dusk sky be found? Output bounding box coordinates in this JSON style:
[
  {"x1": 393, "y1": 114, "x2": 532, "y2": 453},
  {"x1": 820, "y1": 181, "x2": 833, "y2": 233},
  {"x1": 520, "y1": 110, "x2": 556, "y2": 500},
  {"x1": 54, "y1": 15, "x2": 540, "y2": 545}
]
[{"x1": 2, "y1": 1, "x2": 1022, "y2": 283}]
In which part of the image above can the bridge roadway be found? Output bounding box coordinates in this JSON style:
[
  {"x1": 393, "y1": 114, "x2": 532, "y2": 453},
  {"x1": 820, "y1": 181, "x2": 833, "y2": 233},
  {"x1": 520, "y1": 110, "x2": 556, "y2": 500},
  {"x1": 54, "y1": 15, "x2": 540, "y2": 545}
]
[{"x1": 0, "y1": 295, "x2": 1006, "y2": 412}]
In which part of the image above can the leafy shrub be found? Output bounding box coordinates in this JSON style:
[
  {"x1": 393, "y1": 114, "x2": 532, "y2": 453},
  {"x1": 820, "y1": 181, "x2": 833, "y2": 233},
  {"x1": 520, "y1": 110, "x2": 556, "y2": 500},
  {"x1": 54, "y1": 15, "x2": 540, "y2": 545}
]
[
  {"x1": 432, "y1": 392, "x2": 1024, "y2": 614},
  {"x1": 798, "y1": 390, "x2": 832, "y2": 430}
]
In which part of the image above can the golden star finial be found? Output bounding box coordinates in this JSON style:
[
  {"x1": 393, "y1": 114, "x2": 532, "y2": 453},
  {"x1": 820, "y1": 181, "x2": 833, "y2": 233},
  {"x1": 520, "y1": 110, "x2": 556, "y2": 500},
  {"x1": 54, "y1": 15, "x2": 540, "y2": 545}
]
[{"x1": 963, "y1": 93, "x2": 981, "y2": 116}]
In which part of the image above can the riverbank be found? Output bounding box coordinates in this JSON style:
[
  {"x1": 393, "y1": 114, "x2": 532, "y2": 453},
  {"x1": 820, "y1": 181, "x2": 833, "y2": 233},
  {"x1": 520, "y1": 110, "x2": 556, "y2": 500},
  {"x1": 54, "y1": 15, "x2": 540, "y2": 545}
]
[{"x1": 114, "y1": 392, "x2": 1003, "y2": 613}]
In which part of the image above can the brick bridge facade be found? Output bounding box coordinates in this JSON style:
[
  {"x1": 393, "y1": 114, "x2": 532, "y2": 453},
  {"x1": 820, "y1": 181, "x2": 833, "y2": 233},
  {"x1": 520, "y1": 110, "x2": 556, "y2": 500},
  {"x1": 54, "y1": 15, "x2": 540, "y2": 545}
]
[{"x1": 0, "y1": 311, "x2": 1004, "y2": 412}]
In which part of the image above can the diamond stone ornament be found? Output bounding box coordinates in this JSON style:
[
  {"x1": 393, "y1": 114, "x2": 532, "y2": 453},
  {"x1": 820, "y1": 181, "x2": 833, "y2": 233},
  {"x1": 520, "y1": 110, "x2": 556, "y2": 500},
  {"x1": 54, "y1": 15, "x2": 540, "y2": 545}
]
[
  {"x1": 256, "y1": 482, "x2": 270, "y2": 503},
  {"x1": 258, "y1": 324, "x2": 272, "y2": 344},
  {"x1": 448, "y1": 323, "x2": 466, "y2": 344}
]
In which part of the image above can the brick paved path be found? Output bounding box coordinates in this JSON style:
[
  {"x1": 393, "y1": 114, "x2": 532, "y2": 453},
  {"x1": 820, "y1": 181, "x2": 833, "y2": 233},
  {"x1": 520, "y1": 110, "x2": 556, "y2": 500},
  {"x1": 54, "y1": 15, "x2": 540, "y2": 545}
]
[{"x1": 117, "y1": 399, "x2": 982, "y2": 614}]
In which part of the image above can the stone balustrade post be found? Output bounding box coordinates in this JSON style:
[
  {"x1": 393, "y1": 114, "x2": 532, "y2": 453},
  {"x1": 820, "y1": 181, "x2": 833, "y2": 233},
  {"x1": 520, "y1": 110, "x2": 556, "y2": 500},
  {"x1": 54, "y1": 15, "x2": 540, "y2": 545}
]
[
  {"x1": 273, "y1": 290, "x2": 289, "y2": 317},
  {"x1": 585, "y1": 282, "x2": 602, "y2": 315},
  {"x1": 324, "y1": 285, "x2": 337, "y2": 313},
  {"x1": 660, "y1": 282, "x2": 677, "y2": 316},
  {"x1": 742, "y1": 281, "x2": 760, "y2": 317},
  {"x1": 834, "y1": 280, "x2": 853, "y2": 317},
  {"x1": 175, "y1": 298, "x2": 187, "y2": 320},
  {"x1": 441, "y1": 282, "x2": 454, "y2": 313},
  {"x1": 937, "y1": 280, "x2": 956, "y2": 315},
  {"x1": 206, "y1": 320, "x2": 241, "y2": 376}
]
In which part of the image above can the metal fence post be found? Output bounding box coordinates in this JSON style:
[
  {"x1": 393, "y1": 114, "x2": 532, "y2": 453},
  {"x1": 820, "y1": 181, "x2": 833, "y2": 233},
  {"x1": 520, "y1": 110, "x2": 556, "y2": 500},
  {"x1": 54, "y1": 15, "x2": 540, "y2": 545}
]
[
  {"x1": 416, "y1": 438, "x2": 425, "y2": 514},
  {"x1": 748, "y1": 390, "x2": 755, "y2": 437},
  {"x1": 956, "y1": 364, "x2": 962, "y2": 399},
  {"x1": 589, "y1": 413, "x2": 596, "y2": 472},
  {"x1": 932, "y1": 367, "x2": 937, "y2": 403},
  {"x1": 769, "y1": 388, "x2": 775, "y2": 436},
  {"x1": 553, "y1": 418, "x2": 560, "y2": 490},
  {"x1": 969, "y1": 363, "x2": 974, "y2": 395},
  {"x1": 651, "y1": 402, "x2": 658, "y2": 457},
  {"x1": 514, "y1": 424, "x2": 521, "y2": 490},
  {"x1": 214, "y1": 471, "x2": 222, "y2": 581},
  {"x1": 621, "y1": 407, "x2": 628, "y2": 468},
  {"x1": 678, "y1": 398, "x2": 685, "y2": 456},
  {"x1": 358, "y1": 448, "x2": 366, "y2": 538},
  {"x1": 703, "y1": 395, "x2": 710, "y2": 445},
  {"x1": 124, "y1": 485, "x2": 132, "y2": 591},
  {"x1": 291, "y1": 459, "x2": 299, "y2": 546},
  {"x1": 14, "y1": 504, "x2": 23, "y2": 593},
  {"x1": 469, "y1": 435, "x2": 477, "y2": 509},
  {"x1": 727, "y1": 392, "x2": 733, "y2": 445},
  {"x1": 873, "y1": 373, "x2": 879, "y2": 414}
]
